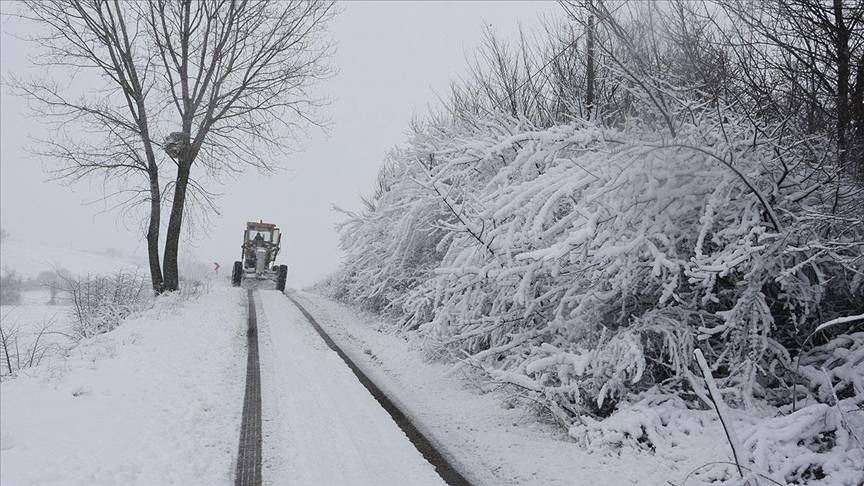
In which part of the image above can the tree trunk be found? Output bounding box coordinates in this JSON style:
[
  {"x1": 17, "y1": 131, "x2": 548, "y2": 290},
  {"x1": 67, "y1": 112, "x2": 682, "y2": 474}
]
[
  {"x1": 138, "y1": 106, "x2": 164, "y2": 294},
  {"x1": 585, "y1": 0, "x2": 596, "y2": 120},
  {"x1": 852, "y1": 55, "x2": 864, "y2": 180},
  {"x1": 833, "y1": 0, "x2": 851, "y2": 171},
  {"x1": 146, "y1": 174, "x2": 164, "y2": 294},
  {"x1": 163, "y1": 162, "x2": 191, "y2": 292}
]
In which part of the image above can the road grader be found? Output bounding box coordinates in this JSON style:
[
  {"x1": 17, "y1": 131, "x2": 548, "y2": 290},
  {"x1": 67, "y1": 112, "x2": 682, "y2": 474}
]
[{"x1": 232, "y1": 220, "x2": 288, "y2": 291}]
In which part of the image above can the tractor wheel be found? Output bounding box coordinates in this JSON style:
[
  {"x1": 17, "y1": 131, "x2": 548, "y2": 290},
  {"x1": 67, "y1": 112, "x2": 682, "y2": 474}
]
[
  {"x1": 232, "y1": 261, "x2": 243, "y2": 287},
  {"x1": 276, "y1": 264, "x2": 288, "y2": 292}
]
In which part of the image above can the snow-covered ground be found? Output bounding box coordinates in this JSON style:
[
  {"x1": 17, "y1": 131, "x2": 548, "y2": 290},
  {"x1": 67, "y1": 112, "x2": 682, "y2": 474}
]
[
  {"x1": 0, "y1": 284, "x2": 246, "y2": 485},
  {"x1": 256, "y1": 289, "x2": 447, "y2": 485},
  {"x1": 3, "y1": 280, "x2": 858, "y2": 485},
  {"x1": 289, "y1": 291, "x2": 692, "y2": 485},
  {"x1": 291, "y1": 291, "x2": 864, "y2": 486}
]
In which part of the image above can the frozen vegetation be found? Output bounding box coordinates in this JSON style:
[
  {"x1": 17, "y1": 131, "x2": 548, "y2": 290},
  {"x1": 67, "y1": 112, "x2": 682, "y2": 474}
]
[
  {"x1": 0, "y1": 239, "x2": 213, "y2": 379},
  {"x1": 0, "y1": 240, "x2": 143, "y2": 379},
  {"x1": 326, "y1": 2, "x2": 864, "y2": 485}
]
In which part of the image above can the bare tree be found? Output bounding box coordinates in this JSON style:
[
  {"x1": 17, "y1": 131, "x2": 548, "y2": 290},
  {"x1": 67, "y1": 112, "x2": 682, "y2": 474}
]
[
  {"x1": 716, "y1": 0, "x2": 864, "y2": 179},
  {"x1": 447, "y1": 23, "x2": 588, "y2": 127},
  {"x1": 11, "y1": 0, "x2": 335, "y2": 292},
  {"x1": 144, "y1": 0, "x2": 335, "y2": 291},
  {"x1": 13, "y1": 0, "x2": 166, "y2": 293},
  {"x1": 35, "y1": 270, "x2": 62, "y2": 305}
]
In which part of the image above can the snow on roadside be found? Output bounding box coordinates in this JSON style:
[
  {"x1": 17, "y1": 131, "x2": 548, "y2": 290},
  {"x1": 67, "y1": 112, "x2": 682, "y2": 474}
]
[
  {"x1": 293, "y1": 290, "x2": 735, "y2": 486},
  {"x1": 296, "y1": 290, "x2": 864, "y2": 486},
  {"x1": 0, "y1": 283, "x2": 247, "y2": 486}
]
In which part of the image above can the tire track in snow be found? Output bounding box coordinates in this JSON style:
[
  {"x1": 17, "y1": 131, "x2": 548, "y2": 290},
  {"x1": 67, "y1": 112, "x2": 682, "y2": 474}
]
[
  {"x1": 236, "y1": 289, "x2": 262, "y2": 486},
  {"x1": 284, "y1": 292, "x2": 473, "y2": 486}
]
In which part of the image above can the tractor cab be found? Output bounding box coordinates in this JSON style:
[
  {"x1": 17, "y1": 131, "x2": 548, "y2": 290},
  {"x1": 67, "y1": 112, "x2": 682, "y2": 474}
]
[
  {"x1": 245, "y1": 221, "x2": 280, "y2": 253},
  {"x1": 232, "y1": 220, "x2": 288, "y2": 291}
]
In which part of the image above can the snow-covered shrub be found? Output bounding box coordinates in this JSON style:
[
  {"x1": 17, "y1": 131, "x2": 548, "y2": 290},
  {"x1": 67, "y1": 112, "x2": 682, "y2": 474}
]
[
  {"x1": 60, "y1": 270, "x2": 149, "y2": 339},
  {"x1": 335, "y1": 105, "x2": 864, "y2": 421},
  {"x1": 310, "y1": 271, "x2": 352, "y2": 301},
  {"x1": 330, "y1": 3, "x2": 863, "y2": 482},
  {"x1": 795, "y1": 332, "x2": 864, "y2": 406},
  {"x1": 568, "y1": 393, "x2": 697, "y2": 453},
  {"x1": 336, "y1": 155, "x2": 451, "y2": 317},
  {"x1": 571, "y1": 392, "x2": 864, "y2": 486},
  {"x1": 742, "y1": 402, "x2": 864, "y2": 486}
]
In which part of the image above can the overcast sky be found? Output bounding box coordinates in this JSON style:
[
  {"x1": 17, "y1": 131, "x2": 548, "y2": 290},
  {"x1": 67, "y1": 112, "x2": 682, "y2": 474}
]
[{"x1": 1, "y1": 1, "x2": 560, "y2": 287}]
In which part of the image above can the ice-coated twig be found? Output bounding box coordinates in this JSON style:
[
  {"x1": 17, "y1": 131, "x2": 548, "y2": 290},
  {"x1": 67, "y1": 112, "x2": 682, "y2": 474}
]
[
  {"x1": 814, "y1": 313, "x2": 864, "y2": 333},
  {"x1": 693, "y1": 348, "x2": 749, "y2": 481}
]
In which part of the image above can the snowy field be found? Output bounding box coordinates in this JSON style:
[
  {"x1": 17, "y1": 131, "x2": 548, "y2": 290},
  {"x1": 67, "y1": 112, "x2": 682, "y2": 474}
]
[
  {"x1": 1, "y1": 238, "x2": 143, "y2": 279},
  {"x1": 0, "y1": 284, "x2": 246, "y2": 485},
  {"x1": 0, "y1": 289, "x2": 74, "y2": 375}
]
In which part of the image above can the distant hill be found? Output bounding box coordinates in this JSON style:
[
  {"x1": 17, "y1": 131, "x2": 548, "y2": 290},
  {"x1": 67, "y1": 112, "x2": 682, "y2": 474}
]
[{"x1": 0, "y1": 238, "x2": 143, "y2": 278}]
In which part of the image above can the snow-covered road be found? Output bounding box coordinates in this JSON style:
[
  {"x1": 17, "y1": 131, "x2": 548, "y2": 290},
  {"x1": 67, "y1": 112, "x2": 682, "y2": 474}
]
[{"x1": 254, "y1": 290, "x2": 448, "y2": 486}]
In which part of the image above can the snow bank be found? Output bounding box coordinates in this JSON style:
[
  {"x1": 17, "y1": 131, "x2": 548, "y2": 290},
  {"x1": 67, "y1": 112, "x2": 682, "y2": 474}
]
[
  {"x1": 570, "y1": 394, "x2": 864, "y2": 486},
  {"x1": 292, "y1": 291, "x2": 701, "y2": 486},
  {"x1": 0, "y1": 283, "x2": 247, "y2": 485}
]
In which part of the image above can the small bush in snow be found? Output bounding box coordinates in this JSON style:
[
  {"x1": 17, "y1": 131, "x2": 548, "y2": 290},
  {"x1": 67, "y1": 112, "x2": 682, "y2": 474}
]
[
  {"x1": 0, "y1": 314, "x2": 57, "y2": 378},
  {"x1": 60, "y1": 270, "x2": 149, "y2": 339}
]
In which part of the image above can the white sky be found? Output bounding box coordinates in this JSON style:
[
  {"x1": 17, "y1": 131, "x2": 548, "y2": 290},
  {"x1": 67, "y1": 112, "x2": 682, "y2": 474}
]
[{"x1": 1, "y1": 1, "x2": 561, "y2": 287}]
